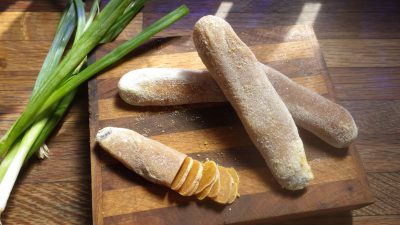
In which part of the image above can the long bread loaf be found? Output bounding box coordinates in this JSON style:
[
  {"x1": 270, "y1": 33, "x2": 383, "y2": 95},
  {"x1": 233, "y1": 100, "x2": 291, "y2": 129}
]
[
  {"x1": 119, "y1": 65, "x2": 358, "y2": 148},
  {"x1": 96, "y1": 127, "x2": 240, "y2": 203},
  {"x1": 97, "y1": 127, "x2": 186, "y2": 187},
  {"x1": 193, "y1": 15, "x2": 313, "y2": 190}
]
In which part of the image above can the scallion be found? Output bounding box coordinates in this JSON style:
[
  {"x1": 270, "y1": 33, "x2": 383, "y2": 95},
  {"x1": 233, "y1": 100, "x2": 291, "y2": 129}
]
[{"x1": 0, "y1": 0, "x2": 189, "y2": 222}]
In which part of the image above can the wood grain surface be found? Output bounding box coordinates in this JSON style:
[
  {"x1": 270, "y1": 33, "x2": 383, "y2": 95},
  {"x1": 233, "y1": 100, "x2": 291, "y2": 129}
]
[
  {"x1": 89, "y1": 25, "x2": 373, "y2": 224},
  {"x1": 0, "y1": 0, "x2": 399, "y2": 224}
]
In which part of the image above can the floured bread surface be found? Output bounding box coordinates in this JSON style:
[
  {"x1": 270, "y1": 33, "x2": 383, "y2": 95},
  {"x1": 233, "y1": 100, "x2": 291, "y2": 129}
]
[
  {"x1": 260, "y1": 63, "x2": 358, "y2": 148},
  {"x1": 97, "y1": 127, "x2": 239, "y2": 204},
  {"x1": 195, "y1": 161, "x2": 218, "y2": 194},
  {"x1": 227, "y1": 167, "x2": 240, "y2": 197},
  {"x1": 117, "y1": 66, "x2": 358, "y2": 148},
  {"x1": 178, "y1": 160, "x2": 203, "y2": 196},
  {"x1": 196, "y1": 179, "x2": 215, "y2": 200},
  {"x1": 193, "y1": 15, "x2": 313, "y2": 190},
  {"x1": 208, "y1": 169, "x2": 221, "y2": 198},
  {"x1": 212, "y1": 166, "x2": 234, "y2": 204},
  {"x1": 171, "y1": 157, "x2": 194, "y2": 191},
  {"x1": 96, "y1": 127, "x2": 186, "y2": 187},
  {"x1": 196, "y1": 162, "x2": 220, "y2": 200},
  {"x1": 118, "y1": 68, "x2": 225, "y2": 106}
]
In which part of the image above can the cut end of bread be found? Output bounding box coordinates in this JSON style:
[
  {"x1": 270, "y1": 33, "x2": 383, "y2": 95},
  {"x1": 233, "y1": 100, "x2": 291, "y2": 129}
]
[
  {"x1": 96, "y1": 127, "x2": 113, "y2": 142},
  {"x1": 212, "y1": 166, "x2": 235, "y2": 204},
  {"x1": 171, "y1": 157, "x2": 194, "y2": 191},
  {"x1": 178, "y1": 160, "x2": 203, "y2": 196},
  {"x1": 96, "y1": 127, "x2": 186, "y2": 187},
  {"x1": 195, "y1": 160, "x2": 218, "y2": 194}
]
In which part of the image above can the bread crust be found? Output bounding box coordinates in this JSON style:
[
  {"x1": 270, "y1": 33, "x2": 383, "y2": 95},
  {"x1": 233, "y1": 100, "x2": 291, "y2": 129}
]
[
  {"x1": 171, "y1": 157, "x2": 194, "y2": 190},
  {"x1": 119, "y1": 68, "x2": 225, "y2": 106},
  {"x1": 117, "y1": 64, "x2": 357, "y2": 148},
  {"x1": 193, "y1": 15, "x2": 313, "y2": 190},
  {"x1": 96, "y1": 127, "x2": 186, "y2": 187},
  {"x1": 260, "y1": 63, "x2": 358, "y2": 148}
]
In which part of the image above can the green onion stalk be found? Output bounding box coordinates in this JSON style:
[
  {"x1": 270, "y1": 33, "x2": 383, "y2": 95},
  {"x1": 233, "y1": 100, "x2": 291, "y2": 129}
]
[{"x1": 0, "y1": 0, "x2": 189, "y2": 221}]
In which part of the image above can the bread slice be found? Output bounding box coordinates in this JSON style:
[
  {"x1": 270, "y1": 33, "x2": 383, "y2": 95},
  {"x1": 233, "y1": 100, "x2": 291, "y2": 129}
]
[
  {"x1": 227, "y1": 167, "x2": 240, "y2": 197},
  {"x1": 195, "y1": 161, "x2": 218, "y2": 194},
  {"x1": 212, "y1": 166, "x2": 234, "y2": 204},
  {"x1": 178, "y1": 160, "x2": 203, "y2": 196},
  {"x1": 196, "y1": 162, "x2": 220, "y2": 200},
  {"x1": 171, "y1": 157, "x2": 193, "y2": 191}
]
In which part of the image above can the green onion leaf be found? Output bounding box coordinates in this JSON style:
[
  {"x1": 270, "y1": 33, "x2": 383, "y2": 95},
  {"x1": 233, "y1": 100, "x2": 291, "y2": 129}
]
[
  {"x1": 100, "y1": 0, "x2": 147, "y2": 43},
  {"x1": 31, "y1": 2, "x2": 76, "y2": 96},
  {"x1": 0, "y1": 0, "x2": 132, "y2": 155},
  {"x1": 37, "y1": 5, "x2": 189, "y2": 117}
]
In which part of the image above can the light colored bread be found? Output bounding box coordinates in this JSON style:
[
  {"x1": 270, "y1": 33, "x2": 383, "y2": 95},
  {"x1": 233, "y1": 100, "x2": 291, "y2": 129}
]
[
  {"x1": 212, "y1": 166, "x2": 235, "y2": 204},
  {"x1": 96, "y1": 127, "x2": 186, "y2": 187},
  {"x1": 171, "y1": 157, "x2": 194, "y2": 190},
  {"x1": 195, "y1": 161, "x2": 218, "y2": 194},
  {"x1": 118, "y1": 66, "x2": 357, "y2": 148},
  {"x1": 208, "y1": 170, "x2": 221, "y2": 198},
  {"x1": 97, "y1": 127, "x2": 240, "y2": 203},
  {"x1": 178, "y1": 160, "x2": 203, "y2": 196},
  {"x1": 227, "y1": 167, "x2": 240, "y2": 197},
  {"x1": 118, "y1": 68, "x2": 224, "y2": 106},
  {"x1": 196, "y1": 163, "x2": 220, "y2": 200},
  {"x1": 260, "y1": 63, "x2": 358, "y2": 148},
  {"x1": 193, "y1": 15, "x2": 313, "y2": 190}
]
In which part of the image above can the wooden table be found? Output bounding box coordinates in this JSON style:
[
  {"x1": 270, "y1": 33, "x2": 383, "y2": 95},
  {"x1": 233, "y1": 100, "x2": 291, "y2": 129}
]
[{"x1": 0, "y1": 0, "x2": 399, "y2": 224}]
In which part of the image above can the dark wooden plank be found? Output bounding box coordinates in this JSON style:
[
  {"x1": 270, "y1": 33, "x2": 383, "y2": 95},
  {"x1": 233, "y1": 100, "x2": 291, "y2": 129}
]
[
  {"x1": 102, "y1": 179, "x2": 371, "y2": 225},
  {"x1": 354, "y1": 172, "x2": 400, "y2": 216},
  {"x1": 143, "y1": 12, "x2": 400, "y2": 39},
  {"x1": 320, "y1": 39, "x2": 400, "y2": 68},
  {"x1": 356, "y1": 134, "x2": 400, "y2": 172},
  {"x1": 2, "y1": 181, "x2": 91, "y2": 224},
  {"x1": 143, "y1": 0, "x2": 400, "y2": 14},
  {"x1": 329, "y1": 67, "x2": 400, "y2": 101},
  {"x1": 342, "y1": 100, "x2": 400, "y2": 135},
  {"x1": 3, "y1": 0, "x2": 400, "y2": 13},
  {"x1": 270, "y1": 214, "x2": 400, "y2": 225}
]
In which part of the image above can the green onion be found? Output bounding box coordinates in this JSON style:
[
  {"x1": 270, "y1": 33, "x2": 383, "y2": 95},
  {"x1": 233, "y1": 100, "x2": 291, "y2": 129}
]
[
  {"x1": 101, "y1": 0, "x2": 147, "y2": 43},
  {"x1": 85, "y1": 0, "x2": 100, "y2": 31},
  {"x1": 0, "y1": 0, "x2": 189, "y2": 221},
  {"x1": 0, "y1": 0, "x2": 132, "y2": 156},
  {"x1": 38, "y1": 5, "x2": 190, "y2": 118},
  {"x1": 31, "y1": 2, "x2": 76, "y2": 97}
]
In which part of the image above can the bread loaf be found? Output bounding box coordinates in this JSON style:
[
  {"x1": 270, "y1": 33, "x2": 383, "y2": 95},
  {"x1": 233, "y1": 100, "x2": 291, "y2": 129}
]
[
  {"x1": 193, "y1": 15, "x2": 313, "y2": 190},
  {"x1": 96, "y1": 127, "x2": 186, "y2": 187},
  {"x1": 97, "y1": 127, "x2": 239, "y2": 203},
  {"x1": 118, "y1": 66, "x2": 357, "y2": 148},
  {"x1": 119, "y1": 68, "x2": 225, "y2": 106}
]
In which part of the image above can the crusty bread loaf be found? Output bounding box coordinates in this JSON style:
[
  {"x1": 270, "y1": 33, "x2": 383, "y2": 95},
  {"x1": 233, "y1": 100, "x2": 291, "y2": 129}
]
[
  {"x1": 193, "y1": 15, "x2": 313, "y2": 190},
  {"x1": 260, "y1": 63, "x2": 358, "y2": 148},
  {"x1": 117, "y1": 65, "x2": 357, "y2": 148},
  {"x1": 119, "y1": 68, "x2": 225, "y2": 106},
  {"x1": 97, "y1": 127, "x2": 239, "y2": 203},
  {"x1": 96, "y1": 127, "x2": 186, "y2": 187}
]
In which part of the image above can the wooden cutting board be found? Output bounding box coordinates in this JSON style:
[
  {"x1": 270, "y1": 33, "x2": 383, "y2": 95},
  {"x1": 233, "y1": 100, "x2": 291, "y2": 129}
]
[{"x1": 88, "y1": 25, "x2": 373, "y2": 225}]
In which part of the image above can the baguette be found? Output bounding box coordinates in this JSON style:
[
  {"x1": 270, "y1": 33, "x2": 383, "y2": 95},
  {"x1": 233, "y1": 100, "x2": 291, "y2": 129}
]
[
  {"x1": 193, "y1": 15, "x2": 313, "y2": 190},
  {"x1": 119, "y1": 68, "x2": 225, "y2": 106},
  {"x1": 96, "y1": 127, "x2": 239, "y2": 203},
  {"x1": 97, "y1": 127, "x2": 186, "y2": 187},
  {"x1": 118, "y1": 66, "x2": 357, "y2": 148}
]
